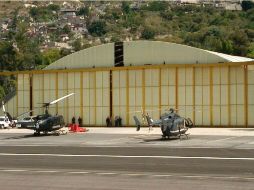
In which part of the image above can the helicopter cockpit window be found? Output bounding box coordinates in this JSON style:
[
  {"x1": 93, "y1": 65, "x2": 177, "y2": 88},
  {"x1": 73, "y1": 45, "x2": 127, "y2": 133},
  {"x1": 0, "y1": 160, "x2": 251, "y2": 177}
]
[{"x1": 23, "y1": 117, "x2": 32, "y2": 121}]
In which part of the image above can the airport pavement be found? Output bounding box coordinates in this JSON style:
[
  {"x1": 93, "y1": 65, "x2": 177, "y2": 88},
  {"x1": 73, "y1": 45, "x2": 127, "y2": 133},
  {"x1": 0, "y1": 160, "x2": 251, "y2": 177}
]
[
  {"x1": 86, "y1": 127, "x2": 254, "y2": 136},
  {"x1": 1, "y1": 127, "x2": 254, "y2": 136}
]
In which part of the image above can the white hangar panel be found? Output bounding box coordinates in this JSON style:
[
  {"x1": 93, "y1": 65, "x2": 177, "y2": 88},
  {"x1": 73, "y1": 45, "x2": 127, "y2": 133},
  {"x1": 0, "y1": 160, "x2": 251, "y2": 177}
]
[
  {"x1": 178, "y1": 68, "x2": 186, "y2": 86},
  {"x1": 124, "y1": 41, "x2": 228, "y2": 66},
  {"x1": 185, "y1": 68, "x2": 193, "y2": 86},
  {"x1": 33, "y1": 74, "x2": 43, "y2": 90},
  {"x1": 2, "y1": 95, "x2": 16, "y2": 117},
  {"x1": 23, "y1": 74, "x2": 30, "y2": 91},
  {"x1": 45, "y1": 43, "x2": 114, "y2": 70},
  {"x1": 44, "y1": 41, "x2": 252, "y2": 71},
  {"x1": 58, "y1": 73, "x2": 68, "y2": 90}
]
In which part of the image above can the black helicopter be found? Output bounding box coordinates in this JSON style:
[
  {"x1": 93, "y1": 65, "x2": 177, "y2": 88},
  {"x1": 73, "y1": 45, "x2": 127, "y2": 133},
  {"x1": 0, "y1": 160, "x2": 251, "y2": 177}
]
[
  {"x1": 133, "y1": 108, "x2": 194, "y2": 139},
  {"x1": 16, "y1": 93, "x2": 74, "y2": 136}
]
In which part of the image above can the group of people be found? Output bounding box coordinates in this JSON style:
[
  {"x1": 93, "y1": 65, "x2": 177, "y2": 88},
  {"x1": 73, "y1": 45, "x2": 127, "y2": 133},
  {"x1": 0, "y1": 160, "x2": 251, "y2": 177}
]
[
  {"x1": 106, "y1": 116, "x2": 122, "y2": 127},
  {"x1": 71, "y1": 115, "x2": 123, "y2": 127},
  {"x1": 72, "y1": 116, "x2": 83, "y2": 126}
]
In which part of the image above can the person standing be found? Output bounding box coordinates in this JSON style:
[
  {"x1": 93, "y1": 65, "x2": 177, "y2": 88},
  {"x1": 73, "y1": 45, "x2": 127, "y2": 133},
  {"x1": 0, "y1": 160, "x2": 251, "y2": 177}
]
[
  {"x1": 78, "y1": 116, "x2": 82, "y2": 126},
  {"x1": 106, "y1": 116, "x2": 110, "y2": 127},
  {"x1": 114, "y1": 116, "x2": 119, "y2": 127},
  {"x1": 119, "y1": 116, "x2": 122, "y2": 127},
  {"x1": 72, "y1": 116, "x2": 76, "y2": 124}
]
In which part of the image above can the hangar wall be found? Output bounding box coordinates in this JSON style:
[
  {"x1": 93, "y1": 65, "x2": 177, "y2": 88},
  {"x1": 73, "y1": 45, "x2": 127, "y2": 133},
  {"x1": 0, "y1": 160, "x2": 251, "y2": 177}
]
[{"x1": 3, "y1": 63, "x2": 253, "y2": 127}]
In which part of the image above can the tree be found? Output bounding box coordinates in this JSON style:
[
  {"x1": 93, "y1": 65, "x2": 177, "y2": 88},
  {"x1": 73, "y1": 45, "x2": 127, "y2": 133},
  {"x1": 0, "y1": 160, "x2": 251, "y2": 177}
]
[
  {"x1": 241, "y1": 1, "x2": 254, "y2": 11},
  {"x1": 77, "y1": 7, "x2": 90, "y2": 17},
  {"x1": 146, "y1": 1, "x2": 168, "y2": 12},
  {"x1": 62, "y1": 25, "x2": 71, "y2": 34},
  {"x1": 72, "y1": 39, "x2": 82, "y2": 52},
  {"x1": 60, "y1": 48, "x2": 72, "y2": 58},
  {"x1": 0, "y1": 85, "x2": 5, "y2": 101},
  {"x1": 247, "y1": 42, "x2": 254, "y2": 58},
  {"x1": 221, "y1": 40, "x2": 234, "y2": 54},
  {"x1": 42, "y1": 48, "x2": 61, "y2": 65},
  {"x1": 48, "y1": 4, "x2": 60, "y2": 11},
  {"x1": 141, "y1": 27, "x2": 155, "y2": 39},
  {"x1": 122, "y1": 1, "x2": 130, "y2": 14},
  {"x1": 88, "y1": 20, "x2": 107, "y2": 36},
  {"x1": 0, "y1": 41, "x2": 17, "y2": 71}
]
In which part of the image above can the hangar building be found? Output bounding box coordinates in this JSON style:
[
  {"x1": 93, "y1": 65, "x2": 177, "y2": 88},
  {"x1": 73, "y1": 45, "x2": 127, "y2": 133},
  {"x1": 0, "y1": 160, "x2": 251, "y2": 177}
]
[{"x1": 1, "y1": 41, "x2": 254, "y2": 127}]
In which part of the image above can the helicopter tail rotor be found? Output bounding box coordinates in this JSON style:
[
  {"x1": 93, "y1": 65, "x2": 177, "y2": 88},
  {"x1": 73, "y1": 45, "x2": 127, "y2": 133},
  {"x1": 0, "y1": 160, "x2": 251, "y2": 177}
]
[
  {"x1": 133, "y1": 116, "x2": 141, "y2": 131},
  {"x1": 184, "y1": 118, "x2": 194, "y2": 128}
]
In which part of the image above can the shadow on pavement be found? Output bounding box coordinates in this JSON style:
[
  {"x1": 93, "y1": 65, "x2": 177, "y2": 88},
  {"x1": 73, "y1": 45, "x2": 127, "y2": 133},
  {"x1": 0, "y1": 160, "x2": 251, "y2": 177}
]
[{"x1": 3, "y1": 133, "x2": 54, "y2": 140}]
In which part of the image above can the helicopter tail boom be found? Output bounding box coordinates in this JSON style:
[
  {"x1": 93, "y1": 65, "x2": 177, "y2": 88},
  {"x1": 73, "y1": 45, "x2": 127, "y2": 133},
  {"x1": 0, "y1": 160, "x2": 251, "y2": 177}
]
[{"x1": 133, "y1": 116, "x2": 141, "y2": 131}]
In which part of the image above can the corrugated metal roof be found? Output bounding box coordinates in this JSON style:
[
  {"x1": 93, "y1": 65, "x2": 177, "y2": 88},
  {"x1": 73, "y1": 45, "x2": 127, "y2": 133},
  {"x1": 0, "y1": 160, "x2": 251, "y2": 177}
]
[
  {"x1": 44, "y1": 41, "x2": 253, "y2": 70},
  {"x1": 205, "y1": 50, "x2": 253, "y2": 62}
]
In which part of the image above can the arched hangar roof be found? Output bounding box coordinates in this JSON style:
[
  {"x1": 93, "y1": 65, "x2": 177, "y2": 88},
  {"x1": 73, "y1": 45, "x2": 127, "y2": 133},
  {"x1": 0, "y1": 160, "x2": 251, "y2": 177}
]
[{"x1": 45, "y1": 41, "x2": 253, "y2": 70}]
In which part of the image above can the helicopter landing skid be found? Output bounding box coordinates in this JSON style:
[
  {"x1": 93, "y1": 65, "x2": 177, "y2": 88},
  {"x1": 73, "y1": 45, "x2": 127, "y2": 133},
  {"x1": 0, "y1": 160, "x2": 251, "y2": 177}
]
[
  {"x1": 179, "y1": 133, "x2": 190, "y2": 140},
  {"x1": 52, "y1": 128, "x2": 68, "y2": 136}
]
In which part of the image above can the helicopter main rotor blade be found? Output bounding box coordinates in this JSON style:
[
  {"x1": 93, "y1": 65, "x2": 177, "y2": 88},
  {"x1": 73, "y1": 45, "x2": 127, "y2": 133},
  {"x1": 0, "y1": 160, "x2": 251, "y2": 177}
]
[
  {"x1": 2, "y1": 101, "x2": 6, "y2": 113},
  {"x1": 48, "y1": 93, "x2": 75, "y2": 106},
  {"x1": 16, "y1": 107, "x2": 42, "y2": 119}
]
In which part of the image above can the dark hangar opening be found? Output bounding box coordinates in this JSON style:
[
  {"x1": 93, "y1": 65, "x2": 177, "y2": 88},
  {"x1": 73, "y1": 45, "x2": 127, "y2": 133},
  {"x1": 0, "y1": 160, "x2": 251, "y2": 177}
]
[{"x1": 114, "y1": 42, "x2": 124, "y2": 67}]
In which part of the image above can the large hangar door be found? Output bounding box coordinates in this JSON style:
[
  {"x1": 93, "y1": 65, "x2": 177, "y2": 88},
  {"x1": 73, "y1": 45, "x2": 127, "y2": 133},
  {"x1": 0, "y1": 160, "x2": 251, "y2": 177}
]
[
  {"x1": 67, "y1": 72, "x2": 81, "y2": 124},
  {"x1": 229, "y1": 66, "x2": 245, "y2": 126},
  {"x1": 145, "y1": 69, "x2": 160, "y2": 121},
  {"x1": 161, "y1": 68, "x2": 176, "y2": 114},
  {"x1": 194, "y1": 67, "x2": 211, "y2": 126},
  {"x1": 128, "y1": 70, "x2": 143, "y2": 125},
  {"x1": 33, "y1": 74, "x2": 44, "y2": 116},
  {"x1": 43, "y1": 73, "x2": 57, "y2": 115},
  {"x1": 82, "y1": 71, "x2": 110, "y2": 126},
  {"x1": 17, "y1": 74, "x2": 30, "y2": 116},
  {"x1": 95, "y1": 71, "x2": 110, "y2": 125},
  {"x1": 112, "y1": 70, "x2": 127, "y2": 125},
  {"x1": 83, "y1": 72, "x2": 95, "y2": 125},
  {"x1": 248, "y1": 67, "x2": 254, "y2": 126},
  {"x1": 178, "y1": 67, "x2": 194, "y2": 122},
  {"x1": 58, "y1": 73, "x2": 68, "y2": 123}
]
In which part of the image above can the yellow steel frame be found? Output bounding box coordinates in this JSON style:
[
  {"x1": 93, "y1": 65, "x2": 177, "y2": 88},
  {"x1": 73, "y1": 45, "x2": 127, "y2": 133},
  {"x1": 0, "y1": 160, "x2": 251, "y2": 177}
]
[
  {"x1": 175, "y1": 67, "x2": 178, "y2": 111},
  {"x1": 42, "y1": 73, "x2": 45, "y2": 107},
  {"x1": 66, "y1": 73, "x2": 69, "y2": 123},
  {"x1": 55, "y1": 72, "x2": 58, "y2": 114},
  {"x1": 244, "y1": 65, "x2": 248, "y2": 127},
  {"x1": 228, "y1": 66, "x2": 231, "y2": 126},
  {"x1": 126, "y1": 70, "x2": 129, "y2": 125},
  {"x1": 201, "y1": 67, "x2": 204, "y2": 126},
  {"x1": 3, "y1": 61, "x2": 254, "y2": 127},
  {"x1": 94, "y1": 72, "x2": 97, "y2": 125},
  {"x1": 80, "y1": 72, "x2": 83, "y2": 120},
  {"x1": 15, "y1": 74, "x2": 19, "y2": 117},
  {"x1": 159, "y1": 68, "x2": 162, "y2": 116},
  {"x1": 29, "y1": 74, "x2": 33, "y2": 115},
  {"x1": 1, "y1": 62, "x2": 254, "y2": 76},
  {"x1": 210, "y1": 67, "x2": 213, "y2": 126},
  {"x1": 142, "y1": 69, "x2": 145, "y2": 113},
  {"x1": 219, "y1": 67, "x2": 222, "y2": 126},
  {"x1": 192, "y1": 67, "x2": 195, "y2": 124}
]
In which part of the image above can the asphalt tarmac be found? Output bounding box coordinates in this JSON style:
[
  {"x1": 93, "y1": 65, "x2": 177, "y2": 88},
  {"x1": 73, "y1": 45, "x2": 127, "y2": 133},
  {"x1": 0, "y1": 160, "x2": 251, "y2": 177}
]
[{"x1": 0, "y1": 128, "x2": 254, "y2": 189}]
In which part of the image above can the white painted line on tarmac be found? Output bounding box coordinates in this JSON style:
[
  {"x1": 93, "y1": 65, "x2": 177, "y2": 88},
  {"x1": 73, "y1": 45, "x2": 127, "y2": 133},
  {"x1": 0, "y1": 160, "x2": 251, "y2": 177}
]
[
  {"x1": 33, "y1": 170, "x2": 59, "y2": 173},
  {"x1": 96, "y1": 172, "x2": 117, "y2": 175},
  {"x1": 122, "y1": 173, "x2": 148, "y2": 176},
  {"x1": 153, "y1": 174, "x2": 173, "y2": 177},
  {"x1": 1, "y1": 153, "x2": 254, "y2": 161},
  {"x1": 205, "y1": 136, "x2": 240, "y2": 143},
  {"x1": 0, "y1": 169, "x2": 254, "y2": 181},
  {"x1": 181, "y1": 175, "x2": 254, "y2": 180},
  {"x1": 68, "y1": 171, "x2": 90, "y2": 174},
  {"x1": 1, "y1": 169, "x2": 28, "y2": 172}
]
